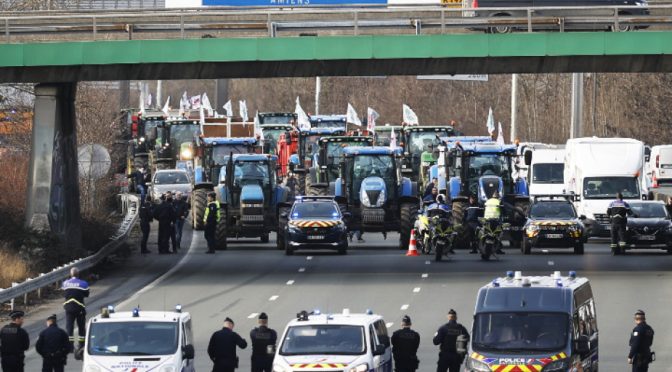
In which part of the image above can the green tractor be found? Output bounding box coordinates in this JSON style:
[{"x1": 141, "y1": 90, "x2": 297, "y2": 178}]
[
  {"x1": 400, "y1": 125, "x2": 456, "y2": 188},
  {"x1": 150, "y1": 118, "x2": 201, "y2": 172},
  {"x1": 288, "y1": 127, "x2": 346, "y2": 196}
]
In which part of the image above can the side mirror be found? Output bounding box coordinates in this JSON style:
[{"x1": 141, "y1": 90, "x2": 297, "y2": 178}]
[
  {"x1": 373, "y1": 344, "x2": 386, "y2": 356},
  {"x1": 574, "y1": 336, "x2": 589, "y2": 355},
  {"x1": 524, "y1": 150, "x2": 533, "y2": 166},
  {"x1": 342, "y1": 212, "x2": 352, "y2": 220},
  {"x1": 579, "y1": 215, "x2": 587, "y2": 220},
  {"x1": 183, "y1": 344, "x2": 195, "y2": 360}
]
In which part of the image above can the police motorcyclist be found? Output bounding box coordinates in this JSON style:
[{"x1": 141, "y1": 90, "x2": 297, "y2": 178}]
[
  {"x1": 607, "y1": 192, "x2": 631, "y2": 254},
  {"x1": 139, "y1": 196, "x2": 153, "y2": 254},
  {"x1": 433, "y1": 309, "x2": 469, "y2": 372},
  {"x1": 483, "y1": 192, "x2": 505, "y2": 254},
  {"x1": 629, "y1": 310, "x2": 654, "y2": 372},
  {"x1": 391, "y1": 315, "x2": 421, "y2": 372},
  {"x1": 204, "y1": 192, "x2": 221, "y2": 254},
  {"x1": 249, "y1": 313, "x2": 277, "y2": 372},
  {"x1": 36, "y1": 314, "x2": 72, "y2": 372},
  {"x1": 208, "y1": 317, "x2": 248, "y2": 372},
  {"x1": 62, "y1": 267, "x2": 89, "y2": 352},
  {"x1": 463, "y1": 195, "x2": 482, "y2": 254},
  {"x1": 0, "y1": 310, "x2": 30, "y2": 372}
]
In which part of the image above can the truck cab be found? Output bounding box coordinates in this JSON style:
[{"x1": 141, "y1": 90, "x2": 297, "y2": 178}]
[
  {"x1": 527, "y1": 148, "x2": 566, "y2": 197},
  {"x1": 466, "y1": 271, "x2": 598, "y2": 372},
  {"x1": 83, "y1": 306, "x2": 195, "y2": 372},
  {"x1": 273, "y1": 310, "x2": 392, "y2": 372}
]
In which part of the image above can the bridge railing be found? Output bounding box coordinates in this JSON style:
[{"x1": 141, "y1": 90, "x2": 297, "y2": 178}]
[
  {"x1": 0, "y1": 193, "x2": 139, "y2": 310},
  {"x1": 1, "y1": 4, "x2": 672, "y2": 42}
]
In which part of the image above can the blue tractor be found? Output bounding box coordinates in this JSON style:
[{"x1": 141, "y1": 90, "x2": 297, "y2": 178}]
[
  {"x1": 289, "y1": 127, "x2": 346, "y2": 196},
  {"x1": 332, "y1": 147, "x2": 420, "y2": 249},
  {"x1": 191, "y1": 137, "x2": 259, "y2": 230},
  {"x1": 215, "y1": 154, "x2": 291, "y2": 249},
  {"x1": 439, "y1": 142, "x2": 530, "y2": 247}
]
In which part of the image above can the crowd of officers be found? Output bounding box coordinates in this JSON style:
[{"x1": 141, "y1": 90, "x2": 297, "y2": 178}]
[{"x1": 139, "y1": 190, "x2": 191, "y2": 254}]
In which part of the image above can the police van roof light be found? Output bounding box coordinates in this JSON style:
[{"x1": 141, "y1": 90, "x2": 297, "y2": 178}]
[
  {"x1": 366, "y1": 309, "x2": 373, "y2": 315},
  {"x1": 343, "y1": 308, "x2": 350, "y2": 316},
  {"x1": 132, "y1": 308, "x2": 140, "y2": 317},
  {"x1": 175, "y1": 304, "x2": 182, "y2": 313},
  {"x1": 492, "y1": 279, "x2": 500, "y2": 287},
  {"x1": 313, "y1": 309, "x2": 321, "y2": 316},
  {"x1": 553, "y1": 271, "x2": 562, "y2": 280},
  {"x1": 556, "y1": 279, "x2": 563, "y2": 288},
  {"x1": 514, "y1": 271, "x2": 523, "y2": 280},
  {"x1": 506, "y1": 271, "x2": 514, "y2": 279},
  {"x1": 107, "y1": 305, "x2": 115, "y2": 314},
  {"x1": 522, "y1": 278, "x2": 532, "y2": 287},
  {"x1": 568, "y1": 271, "x2": 577, "y2": 279}
]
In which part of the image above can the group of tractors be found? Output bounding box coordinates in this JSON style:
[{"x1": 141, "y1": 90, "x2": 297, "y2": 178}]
[{"x1": 126, "y1": 107, "x2": 530, "y2": 255}]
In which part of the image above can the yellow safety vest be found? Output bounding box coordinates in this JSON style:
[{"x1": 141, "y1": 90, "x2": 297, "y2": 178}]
[
  {"x1": 484, "y1": 198, "x2": 501, "y2": 220},
  {"x1": 203, "y1": 200, "x2": 221, "y2": 223}
]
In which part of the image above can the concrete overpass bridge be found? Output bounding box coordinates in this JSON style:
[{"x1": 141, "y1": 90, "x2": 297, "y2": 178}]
[{"x1": 5, "y1": 5, "x2": 672, "y2": 248}]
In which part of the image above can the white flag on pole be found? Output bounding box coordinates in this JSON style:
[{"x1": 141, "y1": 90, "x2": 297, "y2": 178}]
[
  {"x1": 201, "y1": 93, "x2": 213, "y2": 117},
  {"x1": 223, "y1": 100, "x2": 233, "y2": 118},
  {"x1": 199, "y1": 106, "x2": 205, "y2": 135},
  {"x1": 367, "y1": 107, "x2": 380, "y2": 133},
  {"x1": 486, "y1": 107, "x2": 495, "y2": 136},
  {"x1": 402, "y1": 104, "x2": 419, "y2": 125},
  {"x1": 139, "y1": 89, "x2": 146, "y2": 116},
  {"x1": 146, "y1": 93, "x2": 153, "y2": 109},
  {"x1": 497, "y1": 122, "x2": 505, "y2": 145},
  {"x1": 190, "y1": 95, "x2": 202, "y2": 110},
  {"x1": 239, "y1": 100, "x2": 249, "y2": 123},
  {"x1": 295, "y1": 97, "x2": 311, "y2": 130},
  {"x1": 390, "y1": 128, "x2": 397, "y2": 149},
  {"x1": 162, "y1": 96, "x2": 170, "y2": 116},
  {"x1": 346, "y1": 103, "x2": 362, "y2": 126}
]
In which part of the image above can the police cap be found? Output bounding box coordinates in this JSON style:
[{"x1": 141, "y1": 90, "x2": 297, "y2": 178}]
[
  {"x1": 448, "y1": 309, "x2": 457, "y2": 316},
  {"x1": 9, "y1": 310, "x2": 25, "y2": 319},
  {"x1": 224, "y1": 317, "x2": 234, "y2": 325},
  {"x1": 635, "y1": 309, "x2": 646, "y2": 317},
  {"x1": 402, "y1": 315, "x2": 411, "y2": 325},
  {"x1": 258, "y1": 312, "x2": 268, "y2": 320},
  {"x1": 47, "y1": 314, "x2": 57, "y2": 322}
]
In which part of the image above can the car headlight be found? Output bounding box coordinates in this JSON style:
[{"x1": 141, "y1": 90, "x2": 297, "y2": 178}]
[
  {"x1": 160, "y1": 367, "x2": 176, "y2": 372},
  {"x1": 273, "y1": 364, "x2": 289, "y2": 372},
  {"x1": 348, "y1": 363, "x2": 369, "y2": 372},
  {"x1": 85, "y1": 366, "x2": 101, "y2": 372},
  {"x1": 567, "y1": 224, "x2": 579, "y2": 232},
  {"x1": 288, "y1": 225, "x2": 301, "y2": 234},
  {"x1": 543, "y1": 358, "x2": 570, "y2": 371},
  {"x1": 526, "y1": 225, "x2": 540, "y2": 233},
  {"x1": 466, "y1": 358, "x2": 491, "y2": 372}
]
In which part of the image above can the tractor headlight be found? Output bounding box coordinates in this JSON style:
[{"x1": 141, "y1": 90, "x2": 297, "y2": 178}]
[
  {"x1": 375, "y1": 188, "x2": 386, "y2": 207},
  {"x1": 180, "y1": 148, "x2": 193, "y2": 160},
  {"x1": 466, "y1": 358, "x2": 491, "y2": 372},
  {"x1": 361, "y1": 189, "x2": 372, "y2": 207},
  {"x1": 542, "y1": 359, "x2": 569, "y2": 371}
]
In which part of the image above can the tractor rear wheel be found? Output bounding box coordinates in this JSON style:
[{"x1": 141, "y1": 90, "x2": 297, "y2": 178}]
[
  {"x1": 216, "y1": 219, "x2": 228, "y2": 250},
  {"x1": 400, "y1": 202, "x2": 418, "y2": 250},
  {"x1": 191, "y1": 189, "x2": 207, "y2": 230}
]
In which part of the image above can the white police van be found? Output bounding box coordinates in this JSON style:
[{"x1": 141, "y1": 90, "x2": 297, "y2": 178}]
[
  {"x1": 273, "y1": 310, "x2": 392, "y2": 372},
  {"x1": 82, "y1": 306, "x2": 196, "y2": 372},
  {"x1": 466, "y1": 271, "x2": 599, "y2": 372}
]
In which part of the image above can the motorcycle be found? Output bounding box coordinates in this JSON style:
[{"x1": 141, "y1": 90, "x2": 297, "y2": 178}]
[
  {"x1": 414, "y1": 202, "x2": 434, "y2": 254},
  {"x1": 430, "y1": 211, "x2": 457, "y2": 262},
  {"x1": 477, "y1": 218, "x2": 508, "y2": 261}
]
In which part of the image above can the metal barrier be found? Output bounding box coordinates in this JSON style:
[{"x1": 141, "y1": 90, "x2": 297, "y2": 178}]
[{"x1": 0, "y1": 193, "x2": 140, "y2": 309}]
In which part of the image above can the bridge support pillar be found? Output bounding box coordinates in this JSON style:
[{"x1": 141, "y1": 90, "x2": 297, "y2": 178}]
[{"x1": 25, "y1": 83, "x2": 82, "y2": 253}]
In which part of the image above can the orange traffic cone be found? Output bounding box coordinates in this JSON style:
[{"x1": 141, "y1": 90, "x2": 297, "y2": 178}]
[
  {"x1": 406, "y1": 229, "x2": 419, "y2": 256},
  {"x1": 652, "y1": 174, "x2": 659, "y2": 188}
]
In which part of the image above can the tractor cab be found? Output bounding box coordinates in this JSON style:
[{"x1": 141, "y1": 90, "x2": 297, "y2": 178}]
[
  {"x1": 401, "y1": 126, "x2": 456, "y2": 184},
  {"x1": 373, "y1": 125, "x2": 402, "y2": 147},
  {"x1": 315, "y1": 136, "x2": 373, "y2": 185}
]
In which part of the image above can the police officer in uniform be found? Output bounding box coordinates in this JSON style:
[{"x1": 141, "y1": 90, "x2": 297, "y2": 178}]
[
  {"x1": 139, "y1": 196, "x2": 154, "y2": 254},
  {"x1": 36, "y1": 314, "x2": 72, "y2": 372},
  {"x1": 249, "y1": 313, "x2": 277, "y2": 372},
  {"x1": 391, "y1": 315, "x2": 420, "y2": 372},
  {"x1": 463, "y1": 195, "x2": 482, "y2": 254},
  {"x1": 208, "y1": 317, "x2": 248, "y2": 372},
  {"x1": 62, "y1": 267, "x2": 89, "y2": 352},
  {"x1": 483, "y1": 192, "x2": 505, "y2": 254},
  {"x1": 433, "y1": 309, "x2": 469, "y2": 372},
  {"x1": 0, "y1": 310, "x2": 30, "y2": 372},
  {"x1": 204, "y1": 192, "x2": 221, "y2": 254},
  {"x1": 607, "y1": 192, "x2": 631, "y2": 254},
  {"x1": 628, "y1": 310, "x2": 654, "y2": 372}
]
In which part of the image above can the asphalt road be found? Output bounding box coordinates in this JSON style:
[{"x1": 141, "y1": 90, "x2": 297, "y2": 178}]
[{"x1": 22, "y1": 226, "x2": 672, "y2": 372}]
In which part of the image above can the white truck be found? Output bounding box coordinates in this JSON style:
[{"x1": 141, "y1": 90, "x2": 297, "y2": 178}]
[
  {"x1": 527, "y1": 148, "x2": 566, "y2": 197},
  {"x1": 564, "y1": 137, "x2": 648, "y2": 237},
  {"x1": 646, "y1": 144, "x2": 672, "y2": 188}
]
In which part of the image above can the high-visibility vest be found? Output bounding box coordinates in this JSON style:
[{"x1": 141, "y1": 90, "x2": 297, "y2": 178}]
[
  {"x1": 484, "y1": 198, "x2": 501, "y2": 219},
  {"x1": 203, "y1": 200, "x2": 221, "y2": 223}
]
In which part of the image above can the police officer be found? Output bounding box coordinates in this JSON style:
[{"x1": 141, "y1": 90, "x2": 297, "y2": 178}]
[
  {"x1": 62, "y1": 267, "x2": 89, "y2": 352},
  {"x1": 607, "y1": 192, "x2": 631, "y2": 254},
  {"x1": 208, "y1": 317, "x2": 248, "y2": 372},
  {"x1": 463, "y1": 195, "x2": 482, "y2": 254},
  {"x1": 249, "y1": 313, "x2": 277, "y2": 372},
  {"x1": 139, "y1": 196, "x2": 154, "y2": 254},
  {"x1": 154, "y1": 192, "x2": 176, "y2": 254},
  {"x1": 173, "y1": 191, "x2": 190, "y2": 250},
  {"x1": 433, "y1": 309, "x2": 469, "y2": 372},
  {"x1": 36, "y1": 314, "x2": 72, "y2": 372},
  {"x1": 629, "y1": 310, "x2": 654, "y2": 372},
  {"x1": 391, "y1": 315, "x2": 420, "y2": 372},
  {"x1": 0, "y1": 310, "x2": 29, "y2": 372},
  {"x1": 204, "y1": 192, "x2": 221, "y2": 254},
  {"x1": 483, "y1": 192, "x2": 505, "y2": 254}
]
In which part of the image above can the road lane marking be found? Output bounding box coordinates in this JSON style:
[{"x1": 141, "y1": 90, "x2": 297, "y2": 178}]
[
  {"x1": 298, "y1": 267, "x2": 306, "y2": 272},
  {"x1": 400, "y1": 304, "x2": 409, "y2": 310},
  {"x1": 413, "y1": 287, "x2": 421, "y2": 293},
  {"x1": 386, "y1": 322, "x2": 394, "y2": 328},
  {"x1": 421, "y1": 273, "x2": 428, "y2": 278},
  {"x1": 269, "y1": 295, "x2": 279, "y2": 301},
  {"x1": 248, "y1": 313, "x2": 259, "y2": 319},
  {"x1": 542, "y1": 249, "x2": 549, "y2": 253},
  {"x1": 548, "y1": 261, "x2": 555, "y2": 266},
  {"x1": 307, "y1": 256, "x2": 313, "y2": 260},
  {"x1": 286, "y1": 280, "x2": 295, "y2": 285},
  {"x1": 425, "y1": 261, "x2": 431, "y2": 265}
]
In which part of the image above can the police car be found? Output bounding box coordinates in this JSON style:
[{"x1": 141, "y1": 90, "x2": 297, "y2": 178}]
[
  {"x1": 281, "y1": 196, "x2": 349, "y2": 255},
  {"x1": 522, "y1": 195, "x2": 587, "y2": 255},
  {"x1": 273, "y1": 310, "x2": 392, "y2": 372},
  {"x1": 466, "y1": 271, "x2": 598, "y2": 372},
  {"x1": 82, "y1": 305, "x2": 195, "y2": 372}
]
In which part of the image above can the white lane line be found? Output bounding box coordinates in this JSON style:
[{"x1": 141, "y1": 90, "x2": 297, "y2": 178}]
[
  {"x1": 548, "y1": 261, "x2": 555, "y2": 266},
  {"x1": 413, "y1": 287, "x2": 421, "y2": 293},
  {"x1": 307, "y1": 256, "x2": 313, "y2": 260},
  {"x1": 248, "y1": 313, "x2": 259, "y2": 319},
  {"x1": 286, "y1": 280, "x2": 295, "y2": 286},
  {"x1": 425, "y1": 260, "x2": 431, "y2": 265},
  {"x1": 269, "y1": 295, "x2": 279, "y2": 301},
  {"x1": 542, "y1": 249, "x2": 549, "y2": 253},
  {"x1": 298, "y1": 267, "x2": 306, "y2": 273},
  {"x1": 386, "y1": 322, "x2": 394, "y2": 328},
  {"x1": 400, "y1": 304, "x2": 409, "y2": 310},
  {"x1": 421, "y1": 273, "x2": 428, "y2": 279}
]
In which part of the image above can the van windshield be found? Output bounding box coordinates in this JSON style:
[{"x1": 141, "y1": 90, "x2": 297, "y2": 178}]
[
  {"x1": 583, "y1": 177, "x2": 639, "y2": 199},
  {"x1": 531, "y1": 163, "x2": 564, "y2": 184},
  {"x1": 472, "y1": 312, "x2": 569, "y2": 352},
  {"x1": 88, "y1": 321, "x2": 178, "y2": 356},
  {"x1": 280, "y1": 325, "x2": 365, "y2": 355}
]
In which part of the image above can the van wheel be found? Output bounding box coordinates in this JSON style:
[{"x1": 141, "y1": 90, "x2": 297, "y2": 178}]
[
  {"x1": 489, "y1": 13, "x2": 513, "y2": 34},
  {"x1": 574, "y1": 242, "x2": 584, "y2": 255},
  {"x1": 612, "y1": 12, "x2": 633, "y2": 32}
]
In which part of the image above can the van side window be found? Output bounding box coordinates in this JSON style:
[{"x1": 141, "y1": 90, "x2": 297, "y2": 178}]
[
  {"x1": 577, "y1": 300, "x2": 597, "y2": 338},
  {"x1": 185, "y1": 319, "x2": 193, "y2": 345},
  {"x1": 370, "y1": 325, "x2": 379, "y2": 351},
  {"x1": 374, "y1": 320, "x2": 390, "y2": 347}
]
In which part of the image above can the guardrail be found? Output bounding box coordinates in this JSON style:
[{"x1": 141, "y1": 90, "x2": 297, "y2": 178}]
[
  {"x1": 0, "y1": 193, "x2": 140, "y2": 310},
  {"x1": 1, "y1": 4, "x2": 672, "y2": 42}
]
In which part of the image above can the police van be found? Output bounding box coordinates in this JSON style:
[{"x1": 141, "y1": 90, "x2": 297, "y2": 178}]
[
  {"x1": 82, "y1": 306, "x2": 195, "y2": 372},
  {"x1": 466, "y1": 271, "x2": 598, "y2": 372},
  {"x1": 273, "y1": 310, "x2": 392, "y2": 372}
]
